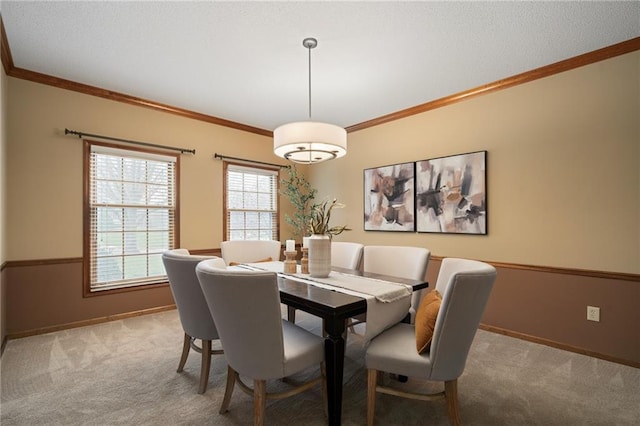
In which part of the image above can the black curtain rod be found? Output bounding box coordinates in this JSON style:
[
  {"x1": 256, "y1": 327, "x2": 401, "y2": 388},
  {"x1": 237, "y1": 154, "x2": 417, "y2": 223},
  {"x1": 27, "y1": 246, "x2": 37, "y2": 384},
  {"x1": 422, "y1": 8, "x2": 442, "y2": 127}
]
[
  {"x1": 65, "y1": 128, "x2": 196, "y2": 155},
  {"x1": 214, "y1": 153, "x2": 288, "y2": 168}
]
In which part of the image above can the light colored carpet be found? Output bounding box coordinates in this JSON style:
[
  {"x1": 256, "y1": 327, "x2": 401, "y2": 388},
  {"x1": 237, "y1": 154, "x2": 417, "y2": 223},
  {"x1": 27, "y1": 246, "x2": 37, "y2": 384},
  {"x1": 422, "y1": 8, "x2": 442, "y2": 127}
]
[{"x1": 1, "y1": 309, "x2": 639, "y2": 425}]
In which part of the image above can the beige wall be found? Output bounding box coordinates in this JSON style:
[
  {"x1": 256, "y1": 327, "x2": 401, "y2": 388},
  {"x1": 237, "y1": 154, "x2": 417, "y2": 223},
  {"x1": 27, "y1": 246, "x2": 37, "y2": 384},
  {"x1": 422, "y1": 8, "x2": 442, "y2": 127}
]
[
  {"x1": 7, "y1": 53, "x2": 638, "y2": 272},
  {"x1": 5, "y1": 78, "x2": 296, "y2": 261},
  {"x1": 310, "y1": 51, "x2": 640, "y2": 274}
]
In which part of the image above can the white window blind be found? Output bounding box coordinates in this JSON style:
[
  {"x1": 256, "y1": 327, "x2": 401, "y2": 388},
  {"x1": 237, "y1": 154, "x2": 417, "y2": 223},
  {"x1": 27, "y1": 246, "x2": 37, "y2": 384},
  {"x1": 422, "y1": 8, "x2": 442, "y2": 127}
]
[
  {"x1": 87, "y1": 144, "x2": 177, "y2": 292},
  {"x1": 225, "y1": 164, "x2": 278, "y2": 241}
]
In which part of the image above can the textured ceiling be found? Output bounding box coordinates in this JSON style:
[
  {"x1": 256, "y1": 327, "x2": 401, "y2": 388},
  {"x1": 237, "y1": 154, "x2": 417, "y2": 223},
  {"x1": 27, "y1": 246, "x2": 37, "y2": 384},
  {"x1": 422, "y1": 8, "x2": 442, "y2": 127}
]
[{"x1": 1, "y1": 1, "x2": 639, "y2": 132}]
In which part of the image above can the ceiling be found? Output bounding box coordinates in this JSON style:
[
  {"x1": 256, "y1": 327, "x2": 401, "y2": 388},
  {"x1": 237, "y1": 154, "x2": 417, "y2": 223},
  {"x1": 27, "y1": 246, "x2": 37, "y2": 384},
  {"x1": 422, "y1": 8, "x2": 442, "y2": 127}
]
[{"x1": 1, "y1": 1, "x2": 638, "y2": 133}]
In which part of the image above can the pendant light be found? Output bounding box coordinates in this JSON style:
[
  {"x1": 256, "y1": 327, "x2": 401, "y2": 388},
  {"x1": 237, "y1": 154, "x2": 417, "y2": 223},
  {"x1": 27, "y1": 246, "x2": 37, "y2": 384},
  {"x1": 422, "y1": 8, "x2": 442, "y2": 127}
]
[{"x1": 274, "y1": 38, "x2": 347, "y2": 164}]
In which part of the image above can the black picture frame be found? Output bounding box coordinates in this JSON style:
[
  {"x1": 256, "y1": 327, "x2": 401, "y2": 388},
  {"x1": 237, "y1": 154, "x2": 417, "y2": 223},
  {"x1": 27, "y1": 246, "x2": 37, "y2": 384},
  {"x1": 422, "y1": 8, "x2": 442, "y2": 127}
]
[
  {"x1": 415, "y1": 151, "x2": 487, "y2": 234},
  {"x1": 363, "y1": 162, "x2": 415, "y2": 232}
]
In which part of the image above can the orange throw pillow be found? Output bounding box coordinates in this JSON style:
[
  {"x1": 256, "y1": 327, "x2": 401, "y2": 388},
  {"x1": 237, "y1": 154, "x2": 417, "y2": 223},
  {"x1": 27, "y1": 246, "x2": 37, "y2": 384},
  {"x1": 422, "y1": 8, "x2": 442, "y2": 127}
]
[{"x1": 415, "y1": 290, "x2": 442, "y2": 354}]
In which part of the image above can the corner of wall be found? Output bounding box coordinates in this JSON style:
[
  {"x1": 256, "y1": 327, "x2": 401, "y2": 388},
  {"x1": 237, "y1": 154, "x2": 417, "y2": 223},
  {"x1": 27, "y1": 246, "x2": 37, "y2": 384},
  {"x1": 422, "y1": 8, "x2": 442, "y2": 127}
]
[{"x1": 1, "y1": 65, "x2": 7, "y2": 351}]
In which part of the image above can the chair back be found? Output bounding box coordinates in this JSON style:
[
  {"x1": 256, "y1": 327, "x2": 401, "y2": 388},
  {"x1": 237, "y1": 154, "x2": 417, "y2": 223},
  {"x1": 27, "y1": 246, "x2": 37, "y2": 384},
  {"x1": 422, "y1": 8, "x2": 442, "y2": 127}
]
[
  {"x1": 429, "y1": 258, "x2": 496, "y2": 381},
  {"x1": 363, "y1": 245, "x2": 430, "y2": 313},
  {"x1": 220, "y1": 240, "x2": 282, "y2": 264},
  {"x1": 331, "y1": 241, "x2": 364, "y2": 270},
  {"x1": 196, "y1": 259, "x2": 286, "y2": 380},
  {"x1": 161, "y1": 249, "x2": 226, "y2": 340}
]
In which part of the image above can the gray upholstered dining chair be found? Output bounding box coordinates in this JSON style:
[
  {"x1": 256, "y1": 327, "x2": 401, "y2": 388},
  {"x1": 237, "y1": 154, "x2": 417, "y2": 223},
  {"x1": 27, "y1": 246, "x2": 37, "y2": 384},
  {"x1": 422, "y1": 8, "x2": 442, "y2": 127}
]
[
  {"x1": 347, "y1": 245, "x2": 430, "y2": 333},
  {"x1": 196, "y1": 259, "x2": 326, "y2": 426},
  {"x1": 220, "y1": 240, "x2": 282, "y2": 265},
  {"x1": 161, "y1": 249, "x2": 227, "y2": 394},
  {"x1": 365, "y1": 258, "x2": 497, "y2": 426},
  {"x1": 363, "y1": 245, "x2": 431, "y2": 319},
  {"x1": 331, "y1": 241, "x2": 364, "y2": 270}
]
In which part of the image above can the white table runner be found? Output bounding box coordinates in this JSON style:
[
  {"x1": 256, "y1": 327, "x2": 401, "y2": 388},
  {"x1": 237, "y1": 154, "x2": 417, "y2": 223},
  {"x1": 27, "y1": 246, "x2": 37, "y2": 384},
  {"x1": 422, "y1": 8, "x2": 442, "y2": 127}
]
[{"x1": 237, "y1": 261, "x2": 411, "y2": 343}]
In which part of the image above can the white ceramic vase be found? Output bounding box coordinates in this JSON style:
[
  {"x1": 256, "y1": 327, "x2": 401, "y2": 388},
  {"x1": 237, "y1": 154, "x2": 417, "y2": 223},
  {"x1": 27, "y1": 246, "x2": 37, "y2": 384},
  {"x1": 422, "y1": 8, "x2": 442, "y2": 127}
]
[{"x1": 308, "y1": 234, "x2": 331, "y2": 278}]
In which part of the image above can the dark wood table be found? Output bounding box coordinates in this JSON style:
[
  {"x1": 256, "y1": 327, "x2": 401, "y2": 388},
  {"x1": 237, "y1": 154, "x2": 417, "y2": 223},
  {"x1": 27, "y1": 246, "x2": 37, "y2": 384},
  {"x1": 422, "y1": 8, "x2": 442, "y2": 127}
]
[{"x1": 277, "y1": 267, "x2": 428, "y2": 426}]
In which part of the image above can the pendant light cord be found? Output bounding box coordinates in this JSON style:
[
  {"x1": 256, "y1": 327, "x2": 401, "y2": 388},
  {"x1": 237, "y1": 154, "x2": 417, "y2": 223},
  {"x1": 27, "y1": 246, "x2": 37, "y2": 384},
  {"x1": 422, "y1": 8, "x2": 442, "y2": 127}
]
[
  {"x1": 307, "y1": 42, "x2": 312, "y2": 119},
  {"x1": 302, "y1": 37, "x2": 318, "y2": 120}
]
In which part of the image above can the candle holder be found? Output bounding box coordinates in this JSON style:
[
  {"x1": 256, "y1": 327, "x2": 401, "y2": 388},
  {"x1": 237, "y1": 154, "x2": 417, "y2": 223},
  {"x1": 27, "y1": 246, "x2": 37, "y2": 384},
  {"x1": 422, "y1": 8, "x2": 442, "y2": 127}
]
[
  {"x1": 300, "y1": 247, "x2": 309, "y2": 274},
  {"x1": 284, "y1": 250, "x2": 298, "y2": 274}
]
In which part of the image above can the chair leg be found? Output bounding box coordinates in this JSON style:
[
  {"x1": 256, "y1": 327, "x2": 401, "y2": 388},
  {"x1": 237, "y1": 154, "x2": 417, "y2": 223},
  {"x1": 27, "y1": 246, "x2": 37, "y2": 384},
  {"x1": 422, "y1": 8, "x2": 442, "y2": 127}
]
[
  {"x1": 254, "y1": 379, "x2": 267, "y2": 426},
  {"x1": 367, "y1": 369, "x2": 378, "y2": 426},
  {"x1": 220, "y1": 365, "x2": 236, "y2": 414},
  {"x1": 445, "y1": 379, "x2": 461, "y2": 426},
  {"x1": 198, "y1": 339, "x2": 212, "y2": 394},
  {"x1": 344, "y1": 319, "x2": 349, "y2": 345},
  {"x1": 177, "y1": 333, "x2": 191, "y2": 373},
  {"x1": 347, "y1": 318, "x2": 357, "y2": 334}
]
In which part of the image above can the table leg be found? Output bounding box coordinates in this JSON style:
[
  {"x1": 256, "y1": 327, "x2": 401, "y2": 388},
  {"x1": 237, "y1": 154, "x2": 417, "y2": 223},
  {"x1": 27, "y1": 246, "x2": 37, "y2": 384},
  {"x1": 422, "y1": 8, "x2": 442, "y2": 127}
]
[
  {"x1": 324, "y1": 316, "x2": 346, "y2": 426},
  {"x1": 397, "y1": 312, "x2": 411, "y2": 382},
  {"x1": 287, "y1": 306, "x2": 296, "y2": 323}
]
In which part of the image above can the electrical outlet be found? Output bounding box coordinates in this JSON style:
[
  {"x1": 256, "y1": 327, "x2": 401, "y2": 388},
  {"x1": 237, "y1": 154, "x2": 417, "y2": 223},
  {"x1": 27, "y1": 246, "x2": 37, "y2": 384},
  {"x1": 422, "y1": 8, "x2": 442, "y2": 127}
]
[{"x1": 587, "y1": 306, "x2": 600, "y2": 322}]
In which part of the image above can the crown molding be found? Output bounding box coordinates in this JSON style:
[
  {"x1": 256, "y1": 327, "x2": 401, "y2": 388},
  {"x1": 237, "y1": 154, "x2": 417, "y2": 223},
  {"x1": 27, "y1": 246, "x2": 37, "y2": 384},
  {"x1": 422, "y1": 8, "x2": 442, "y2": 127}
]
[
  {"x1": 346, "y1": 37, "x2": 640, "y2": 132},
  {"x1": 1, "y1": 16, "x2": 638, "y2": 136}
]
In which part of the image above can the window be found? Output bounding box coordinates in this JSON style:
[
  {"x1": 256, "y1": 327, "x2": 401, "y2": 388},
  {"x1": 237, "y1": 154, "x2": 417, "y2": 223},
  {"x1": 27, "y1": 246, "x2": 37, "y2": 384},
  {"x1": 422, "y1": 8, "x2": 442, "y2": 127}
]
[
  {"x1": 224, "y1": 162, "x2": 279, "y2": 241},
  {"x1": 84, "y1": 141, "x2": 179, "y2": 294}
]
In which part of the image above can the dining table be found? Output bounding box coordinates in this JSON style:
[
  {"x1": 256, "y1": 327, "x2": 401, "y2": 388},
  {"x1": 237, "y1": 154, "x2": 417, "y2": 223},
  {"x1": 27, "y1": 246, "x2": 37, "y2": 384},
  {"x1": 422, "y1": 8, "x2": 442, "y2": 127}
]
[{"x1": 240, "y1": 262, "x2": 428, "y2": 426}]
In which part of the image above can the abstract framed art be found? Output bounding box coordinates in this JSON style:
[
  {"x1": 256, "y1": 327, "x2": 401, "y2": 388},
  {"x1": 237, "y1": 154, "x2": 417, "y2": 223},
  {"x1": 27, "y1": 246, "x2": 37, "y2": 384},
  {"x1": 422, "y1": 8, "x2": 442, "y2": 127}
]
[
  {"x1": 364, "y1": 162, "x2": 415, "y2": 231},
  {"x1": 415, "y1": 151, "x2": 487, "y2": 234}
]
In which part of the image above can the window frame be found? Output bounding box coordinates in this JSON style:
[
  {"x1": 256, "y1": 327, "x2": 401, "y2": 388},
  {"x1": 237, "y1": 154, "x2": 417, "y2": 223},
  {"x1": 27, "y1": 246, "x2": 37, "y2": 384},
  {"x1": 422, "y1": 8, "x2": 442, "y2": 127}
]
[
  {"x1": 223, "y1": 161, "x2": 280, "y2": 242},
  {"x1": 83, "y1": 140, "x2": 180, "y2": 297}
]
